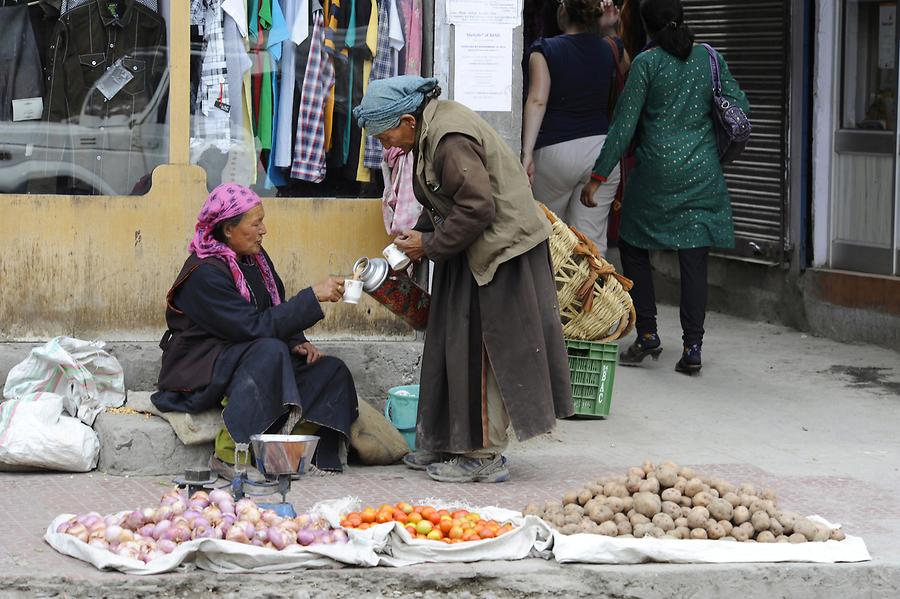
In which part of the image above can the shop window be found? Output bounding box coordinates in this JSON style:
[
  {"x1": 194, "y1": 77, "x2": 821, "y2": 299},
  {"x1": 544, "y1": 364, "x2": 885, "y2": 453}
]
[
  {"x1": 0, "y1": 0, "x2": 170, "y2": 196},
  {"x1": 187, "y1": 0, "x2": 425, "y2": 197},
  {"x1": 842, "y1": 0, "x2": 898, "y2": 131}
]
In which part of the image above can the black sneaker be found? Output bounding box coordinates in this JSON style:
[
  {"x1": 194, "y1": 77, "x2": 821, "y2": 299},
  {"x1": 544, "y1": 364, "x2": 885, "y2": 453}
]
[
  {"x1": 619, "y1": 332, "x2": 663, "y2": 365},
  {"x1": 675, "y1": 344, "x2": 702, "y2": 375}
]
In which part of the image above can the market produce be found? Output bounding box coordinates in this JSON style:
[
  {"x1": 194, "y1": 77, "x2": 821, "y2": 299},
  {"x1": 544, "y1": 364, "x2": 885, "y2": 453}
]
[
  {"x1": 340, "y1": 503, "x2": 515, "y2": 543},
  {"x1": 523, "y1": 460, "x2": 848, "y2": 542},
  {"x1": 54, "y1": 489, "x2": 348, "y2": 563}
]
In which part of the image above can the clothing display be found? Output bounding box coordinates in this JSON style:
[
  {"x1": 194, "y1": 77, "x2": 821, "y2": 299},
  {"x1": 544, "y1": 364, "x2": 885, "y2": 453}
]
[
  {"x1": 188, "y1": 0, "x2": 423, "y2": 195},
  {"x1": 0, "y1": 5, "x2": 44, "y2": 123}
]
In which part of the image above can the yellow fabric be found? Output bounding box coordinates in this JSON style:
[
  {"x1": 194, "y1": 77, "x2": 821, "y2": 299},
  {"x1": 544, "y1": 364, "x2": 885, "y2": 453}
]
[{"x1": 355, "y1": 0, "x2": 378, "y2": 182}]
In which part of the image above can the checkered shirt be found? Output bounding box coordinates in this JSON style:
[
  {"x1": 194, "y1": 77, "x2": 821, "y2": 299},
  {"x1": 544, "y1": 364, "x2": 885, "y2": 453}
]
[
  {"x1": 291, "y1": 11, "x2": 335, "y2": 182},
  {"x1": 194, "y1": 0, "x2": 231, "y2": 143},
  {"x1": 363, "y1": 0, "x2": 393, "y2": 168}
]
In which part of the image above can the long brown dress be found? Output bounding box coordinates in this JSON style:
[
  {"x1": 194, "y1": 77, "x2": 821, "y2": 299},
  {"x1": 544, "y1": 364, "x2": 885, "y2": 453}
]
[{"x1": 414, "y1": 134, "x2": 573, "y2": 455}]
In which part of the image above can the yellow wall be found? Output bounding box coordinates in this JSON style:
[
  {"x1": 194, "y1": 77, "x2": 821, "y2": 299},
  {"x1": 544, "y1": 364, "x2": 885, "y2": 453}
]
[{"x1": 0, "y1": 165, "x2": 405, "y2": 340}]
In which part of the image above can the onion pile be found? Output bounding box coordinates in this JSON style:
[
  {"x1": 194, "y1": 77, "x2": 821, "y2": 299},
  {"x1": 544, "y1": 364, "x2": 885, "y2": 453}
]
[{"x1": 55, "y1": 489, "x2": 348, "y2": 563}]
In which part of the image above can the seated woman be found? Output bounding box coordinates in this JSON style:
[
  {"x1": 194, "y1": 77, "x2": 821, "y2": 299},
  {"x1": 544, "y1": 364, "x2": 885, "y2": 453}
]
[{"x1": 151, "y1": 183, "x2": 359, "y2": 478}]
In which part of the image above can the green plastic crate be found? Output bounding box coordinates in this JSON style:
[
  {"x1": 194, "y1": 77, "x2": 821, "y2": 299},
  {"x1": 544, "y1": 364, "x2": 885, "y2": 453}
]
[{"x1": 565, "y1": 339, "x2": 618, "y2": 418}]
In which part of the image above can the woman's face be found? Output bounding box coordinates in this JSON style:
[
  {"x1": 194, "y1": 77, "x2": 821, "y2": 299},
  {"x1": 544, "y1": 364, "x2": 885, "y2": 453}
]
[
  {"x1": 224, "y1": 204, "x2": 267, "y2": 256},
  {"x1": 375, "y1": 115, "x2": 417, "y2": 153}
]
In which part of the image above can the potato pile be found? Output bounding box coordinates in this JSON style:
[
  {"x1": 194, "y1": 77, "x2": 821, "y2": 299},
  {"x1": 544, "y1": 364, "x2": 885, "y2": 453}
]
[{"x1": 523, "y1": 460, "x2": 846, "y2": 543}]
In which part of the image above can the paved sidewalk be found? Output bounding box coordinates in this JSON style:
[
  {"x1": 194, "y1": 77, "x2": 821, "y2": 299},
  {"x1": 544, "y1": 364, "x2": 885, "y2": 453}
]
[{"x1": 1, "y1": 305, "x2": 899, "y2": 597}]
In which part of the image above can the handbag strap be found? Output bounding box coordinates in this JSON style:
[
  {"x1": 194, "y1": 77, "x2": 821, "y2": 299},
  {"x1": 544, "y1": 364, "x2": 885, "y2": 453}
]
[
  {"x1": 604, "y1": 36, "x2": 625, "y2": 78},
  {"x1": 700, "y1": 43, "x2": 723, "y2": 96}
]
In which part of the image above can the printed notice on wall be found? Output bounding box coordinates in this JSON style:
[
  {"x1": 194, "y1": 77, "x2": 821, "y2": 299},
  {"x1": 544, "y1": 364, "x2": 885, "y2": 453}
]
[
  {"x1": 447, "y1": 0, "x2": 521, "y2": 26},
  {"x1": 879, "y1": 4, "x2": 896, "y2": 69},
  {"x1": 453, "y1": 26, "x2": 513, "y2": 112}
]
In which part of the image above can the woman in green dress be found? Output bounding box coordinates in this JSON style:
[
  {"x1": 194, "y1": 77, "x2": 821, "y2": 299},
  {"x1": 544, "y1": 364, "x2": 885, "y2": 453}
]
[{"x1": 580, "y1": 0, "x2": 748, "y2": 374}]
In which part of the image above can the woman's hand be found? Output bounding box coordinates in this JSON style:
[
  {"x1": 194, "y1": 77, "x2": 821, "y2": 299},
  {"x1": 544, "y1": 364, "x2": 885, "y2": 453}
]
[
  {"x1": 312, "y1": 277, "x2": 344, "y2": 302},
  {"x1": 522, "y1": 153, "x2": 535, "y2": 186},
  {"x1": 292, "y1": 341, "x2": 323, "y2": 363},
  {"x1": 580, "y1": 179, "x2": 602, "y2": 207},
  {"x1": 599, "y1": 0, "x2": 620, "y2": 35},
  {"x1": 394, "y1": 230, "x2": 426, "y2": 261}
]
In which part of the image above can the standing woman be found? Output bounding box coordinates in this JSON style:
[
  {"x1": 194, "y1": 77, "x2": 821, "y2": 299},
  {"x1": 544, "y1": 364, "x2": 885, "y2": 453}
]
[
  {"x1": 521, "y1": 0, "x2": 626, "y2": 255},
  {"x1": 354, "y1": 76, "x2": 573, "y2": 483},
  {"x1": 581, "y1": 0, "x2": 749, "y2": 374}
]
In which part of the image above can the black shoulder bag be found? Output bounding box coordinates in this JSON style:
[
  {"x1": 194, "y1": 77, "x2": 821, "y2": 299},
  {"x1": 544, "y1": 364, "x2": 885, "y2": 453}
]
[{"x1": 701, "y1": 43, "x2": 751, "y2": 164}]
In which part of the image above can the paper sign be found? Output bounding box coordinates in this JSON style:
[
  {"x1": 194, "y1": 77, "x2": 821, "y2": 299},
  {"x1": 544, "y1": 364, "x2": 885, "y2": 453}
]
[
  {"x1": 453, "y1": 26, "x2": 513, "y2": 112},
  {"x1": 447, "y1": 0, "x2": 521, "y2": 26},
  {"x1": 12, "y1": 97, "x2": 43, "y2": 122}
]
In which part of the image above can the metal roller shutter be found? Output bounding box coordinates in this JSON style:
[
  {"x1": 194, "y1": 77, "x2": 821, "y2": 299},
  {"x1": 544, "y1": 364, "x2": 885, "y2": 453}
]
[{"x1": 682, "y1": 0, "x2": 790, "y2": 263}]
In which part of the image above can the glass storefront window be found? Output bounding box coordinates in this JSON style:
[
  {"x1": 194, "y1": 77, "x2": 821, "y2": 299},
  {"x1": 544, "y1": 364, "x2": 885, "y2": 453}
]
[
  {"x1": 0, "y1": 0, "x2": 170, "y2": 196},
  {"x1": 187, "y1": 0, "x2": 425, "y2": 197},
  {"x1": 842, "y1": 0, "x2": 898, "y2": 131}
]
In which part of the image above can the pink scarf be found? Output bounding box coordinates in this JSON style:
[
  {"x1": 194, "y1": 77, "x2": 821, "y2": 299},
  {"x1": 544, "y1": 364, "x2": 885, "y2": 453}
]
[{"x1": 188, "y1": 183, "x2": 282, "y2": 306}]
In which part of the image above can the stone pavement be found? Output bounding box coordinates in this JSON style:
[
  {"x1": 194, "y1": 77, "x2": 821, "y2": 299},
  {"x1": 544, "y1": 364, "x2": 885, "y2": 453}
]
[{"x1": 1, "y1": 305, "x2": 900, "y2": 597}]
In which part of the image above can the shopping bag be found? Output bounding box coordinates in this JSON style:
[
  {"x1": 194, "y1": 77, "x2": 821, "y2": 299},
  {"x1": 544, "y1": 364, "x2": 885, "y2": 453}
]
[{"x1": 2, "y1": 337, "x2": 125, "y2": 426}]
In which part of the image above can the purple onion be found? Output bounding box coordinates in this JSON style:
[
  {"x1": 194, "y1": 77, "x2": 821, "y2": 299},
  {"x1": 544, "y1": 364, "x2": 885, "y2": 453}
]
[
  {"x1": 182, "y1": 509, "x2": 201, "y2": 523},
  {"x1": 123, "y1": 510, "x2": 144, "y2": 530},
  {"x1": 219, "y1": 500, "x2": 235, "y2": 516},
  {"x1": 67, "y1": 523, "x2": 89, "y2": 543},
  {"x1": 225, "y1": 526, "x2": 249, "y2": 544},
  {"x1": 89, "y1": 538, "x2": 109, "y2": 551},
  {"x1": 154, "y1": 506, "x2": 173, "y2": 523},
  {"x1": 157, "y1": 539, "x2": 177, "y2": 554},
  {"x1": 251, "y1": 538, "x2": 265, "y2": 547},
  {"x1": 56, "y1": 521, "x2": 71, "y2": 534},
  {"x1": 208, "y1": 489, "x2": 231, "y2": 505},
  {"x1": 151, "y1": 520, "x2": 170, "y2": 540},
  {"x1": 332, "y1": 530, "x2": 349, "y2": 544},
  {"x1": 189, "y1": 491, "x2": 210, "y2": 508},
  {"x1": 104, "y1": 525, "x2": 123, "y2": 544},
  {"x1": 297, "y1": 530, "x2": 315, "y2": 546},
  {"x1": 267, "y1": 527, "x2": 286, "y2": 550},
  {"x1": 104, "y1": 514, "x2": 123, "y2": 528}
]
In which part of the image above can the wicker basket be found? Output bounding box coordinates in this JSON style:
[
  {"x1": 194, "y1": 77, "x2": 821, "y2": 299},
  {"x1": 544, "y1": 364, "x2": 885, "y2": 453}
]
[{"x1": 540, "y1": 204, "x2": 636, "y2": 341}]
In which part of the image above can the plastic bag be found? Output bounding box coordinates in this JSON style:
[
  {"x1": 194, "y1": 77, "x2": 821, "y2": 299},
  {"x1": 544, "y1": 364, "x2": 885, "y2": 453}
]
[
  {"x1": 2, "y1": 337, "x2": 125, "y2": 426},
  {"x1": 0, "y1": 395, "x2": 100, "y2": 472}
]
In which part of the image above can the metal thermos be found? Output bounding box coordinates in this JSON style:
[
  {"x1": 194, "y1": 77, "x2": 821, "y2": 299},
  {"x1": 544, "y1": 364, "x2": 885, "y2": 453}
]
[{"x1": 352, "y1": 257, "x2": 430, "y2": 331}]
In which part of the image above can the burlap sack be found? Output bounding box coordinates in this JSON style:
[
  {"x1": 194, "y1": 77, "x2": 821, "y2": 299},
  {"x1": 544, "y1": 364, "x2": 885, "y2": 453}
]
[{"x1": 349, "y1": 400, "x2": 410, "y2": 465}]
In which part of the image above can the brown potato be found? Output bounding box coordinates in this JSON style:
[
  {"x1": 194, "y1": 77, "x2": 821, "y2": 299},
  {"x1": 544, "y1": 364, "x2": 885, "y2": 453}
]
[
  {"x1": 690, "y1": 528, "x2": 708, "y2": 540},
  {"x1": 630, "y1": 513, "x2": 650, "y2": 527},
  {"x1": 562, "y1": 492, "x2": 579, "y2": 506},
  {"x1": 656, "y1": 467, "x2": 679, "y2": 489},
  {"x1": 561, "y1": 524, "x2": 580, "y2": 535},
  {"x1": 639, "y1": 478, "x2": 661, "y2": 494},
  {"x1": 674, "y1": 517, "x2": 688, "y2": 528},
  {"x1": 588, "y1": 505, "x2": 615, "y2": 525},
  {"x1": 605, "y1": 497, "x2": 625, "y2": 514},
  {"x1": 545, "y1": 500, "x2": 564, "y2": 512},
  {"x1": 707, "y1": 523, "x2": 726, "y2": 540},
  {"x1": 730, "y1": 526, "x2": 752, "y2": 542},
  {"x1": 646, "y1": 526, "x2": 666, "y2": 539},
  {"x1": 678, "y1": 467, "x2": 695, "y2": 480},
  {"x1": 622, "y1": 497, "x2": 634, "y2": 512},
  {"x1": 617, "y1": 520, "x2": 633, "y2": 536},
  {"x1": 633, "y1": 523, "x2": 653, "y2": 538},
  {"x1": 665, "y1": 530, "x2": 681, "y2": 539},
  {"x1": 613, "y1": 512, "x2": 628, "y2": 524},
  {"x1": 692, "y1": 492, "x2": 713, "y2": 508},
  {"x1": 769, "y1": 517, "x2": 784, "y2": 537},
  {"x1": 652, "y1": 513, "x2": 675, "y2": 532},
  {"x1": 718, "y1": 520, "x2": 733, "y2": 536},
  {"x1": 633, "y1": 492, "x2": 662, "y2": 518},
  {"x1": 756, "y1": 531, "x2": 776, "y2": 543},
  {"x1": 708, "y1": 498, "x2": 733, "y2": 521},
  {"x1": 564, "y1": 513, "x2": 583, "y2": 526},
  {"x1": 675, "y1": 526, "x2": 691, "y2": 539},
  {"x1": 598, "y1": 521, "x2": 618, "y2": 536},
  {"x1": 751, "y1": 511, "x2": 771, "y2": 532},
  {"x1": 679, "y1": 496, "x2": 693, "y2": 508},
  {"x1": 641, "y1": 460, "x2": 655, "y2": 475},
  {"x1": 830, "y1": 528, "x2": 846, "y2": 541},
  {"x1": 627, "y1": 467, "x2": 646, "y2": 480},
  {"x1": 793, "y1": 518, "x2": 818, "y2": 542},
  {"x1": 686, "y1": 506, "x2": 710, "y2": 529},
  {"x1": 788, "y1": 532, "x2": 807, "y2": 544},
  {"x1": 661, "y1": 501, "x2": 681, "y2": 519},
  {"x1": 661, "y1": 488, "x2": 682, "y2": 502},
  {"x1": 813, "y1": 523, "x2": 831, "y2": 542},
  {"x1": 732, "y1": 505, "x2": 751, "y2": 525},
  {"x1": 578, "y1": 489, "x2": 594, "y2": 506},
  {"x1": 723, "y1": 492, "x2": 741, "y2": 508},
  {"x1": 684, "y1": 478, "x2": 705, "y2": 498},
  {"x1": 674, "y1": 477, "x2": 688, "y2": 492}
]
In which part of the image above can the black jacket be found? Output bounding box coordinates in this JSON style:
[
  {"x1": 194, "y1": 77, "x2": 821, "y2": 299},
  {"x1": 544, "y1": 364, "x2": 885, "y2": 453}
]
[{"x1": 0, "y1": 5, "x2": 44, "y2": 122}]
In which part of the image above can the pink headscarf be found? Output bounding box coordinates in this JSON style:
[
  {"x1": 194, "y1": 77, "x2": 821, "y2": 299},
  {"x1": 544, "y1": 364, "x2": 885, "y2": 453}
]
[{"x1": 188, "y1": 183, "x2": 282, "y2": 306}]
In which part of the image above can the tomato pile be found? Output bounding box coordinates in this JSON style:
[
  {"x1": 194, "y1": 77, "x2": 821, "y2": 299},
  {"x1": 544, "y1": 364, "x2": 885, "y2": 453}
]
[{"x1": 340, "y1": 502, "x2": 515, "y2": 542}]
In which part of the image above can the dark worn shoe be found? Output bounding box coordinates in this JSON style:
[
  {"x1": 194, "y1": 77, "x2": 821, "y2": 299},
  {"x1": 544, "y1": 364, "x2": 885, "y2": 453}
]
[
  {"x1": 402, "y1": 450, "x2": 445, "y2": 471},
  {"x1": 426, "y1": 455, "x2": 510, "y2": 483},
  {"x1": 675, "y1": 344, "x2": 702, "y2": 375},
  {"x1": 619, "y1": 333, "x2": 663, "y2": 365}
]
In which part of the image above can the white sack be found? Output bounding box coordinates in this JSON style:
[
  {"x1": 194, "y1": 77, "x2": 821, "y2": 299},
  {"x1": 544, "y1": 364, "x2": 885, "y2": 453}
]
[
  {"x1": 3, "y1": 337, "x2": 125, "y2": 426},
  {"x1": 0, "y1": 395, "x2": 99, "y2": 472},
  {"x1": 549, "y1": 515, "x2": 870, "y2": 564}
]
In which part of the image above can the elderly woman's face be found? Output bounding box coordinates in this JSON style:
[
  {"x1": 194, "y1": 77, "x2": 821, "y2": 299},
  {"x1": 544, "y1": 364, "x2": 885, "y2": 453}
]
[
  {"x1": 375, "y1": 114, "x2": 417, "y2": 153},
  {"x1": 224, "y1": 204, "x2": 267, "y2": 256}
]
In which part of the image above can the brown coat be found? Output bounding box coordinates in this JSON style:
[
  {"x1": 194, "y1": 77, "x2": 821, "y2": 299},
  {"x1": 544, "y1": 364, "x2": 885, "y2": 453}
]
[{"x1": 414, "y1": 133, "x2": 573, "y2": 453}]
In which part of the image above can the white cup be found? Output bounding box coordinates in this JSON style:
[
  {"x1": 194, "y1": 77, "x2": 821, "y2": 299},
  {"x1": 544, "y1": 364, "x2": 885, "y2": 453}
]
[
  {"x1": 343, "y1": 279, "x2": 364, "y2": 304},
  {"x1": 383, "y1": 243, "x2": 411, "y2": 270}
]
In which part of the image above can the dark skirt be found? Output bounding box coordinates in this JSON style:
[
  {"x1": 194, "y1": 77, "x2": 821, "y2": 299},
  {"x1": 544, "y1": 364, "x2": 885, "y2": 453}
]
[
  {"x1": 152, "y1": 338, "x2": 358, "y2": 471},
  {"x1": 416, "y1": 241, "x2": 573, "y2": 454}
]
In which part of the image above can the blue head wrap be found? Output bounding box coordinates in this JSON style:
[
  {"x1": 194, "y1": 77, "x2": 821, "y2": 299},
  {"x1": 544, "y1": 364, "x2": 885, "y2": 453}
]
[{"x1": 352, "y1": 76, "x2": 440, "y2": 136}]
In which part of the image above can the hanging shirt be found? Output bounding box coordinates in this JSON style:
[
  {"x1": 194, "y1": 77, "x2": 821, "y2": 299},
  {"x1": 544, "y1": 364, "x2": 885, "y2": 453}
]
[
  {"x1": 387, "y1": 0, "x2": 405, "y2": 75},
  {"x1": 195, "y1": 0, "x2": 231, "y2": 145},
  {"x1": 291, "y1": 10, "x2": 334, "y2": 182},
  {"x1": 363, "y1": 0, "x2": 393, "y2": 169},
  {"x1": 398, "y1": 0, "x2": 421, "y2": 76},
  {"x1": 274, "y1": 0, "x2": 308, "y2": 168}
]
